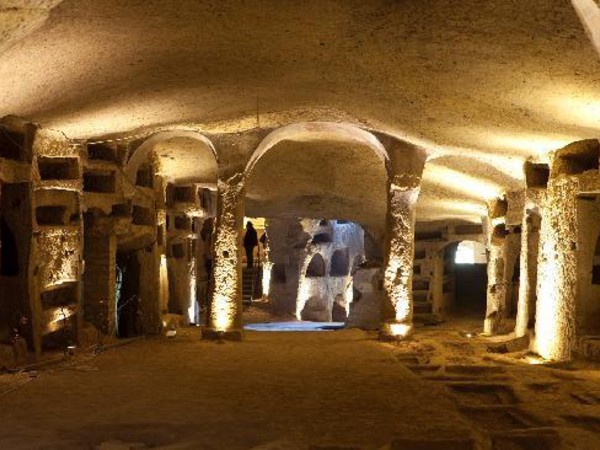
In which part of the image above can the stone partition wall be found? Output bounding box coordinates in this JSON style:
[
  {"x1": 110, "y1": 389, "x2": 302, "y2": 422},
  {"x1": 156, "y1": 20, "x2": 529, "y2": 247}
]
[
  {"x1": 264, "y1": 218, "x2": 310, "y2": 316},
  {"x1": 295, "y1": 220, "x2": 364, "y2": 322}
]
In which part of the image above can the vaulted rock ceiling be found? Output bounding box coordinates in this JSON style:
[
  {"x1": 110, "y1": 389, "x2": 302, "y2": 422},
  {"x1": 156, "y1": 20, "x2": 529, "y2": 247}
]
[{"x1": 1, "y1": 0, "x2": 599, "y2": 224}]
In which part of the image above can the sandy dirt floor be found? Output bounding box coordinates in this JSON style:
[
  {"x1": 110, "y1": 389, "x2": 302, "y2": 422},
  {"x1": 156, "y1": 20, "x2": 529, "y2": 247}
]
[{"x1": 1, "y1": 315, "x2": 600, "y2": 449}]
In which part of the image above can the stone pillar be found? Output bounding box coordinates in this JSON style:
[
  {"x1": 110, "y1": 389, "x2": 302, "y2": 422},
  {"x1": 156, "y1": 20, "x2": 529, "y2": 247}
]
[
  {"x1": 379, "y1": 139, "x2": 427, "y2": 340},
  {"x1": 483, "y1": 199, "x2": 509, "y2": 335},
  {"x1": 535, "y1": 177, "x2": 579, "y2": 361},
  {"x1": 202, "y1": 173, "x2": 245, "y2": 340},
  {"x1": 83, "y1": 233, "x2": 117, "y2": 335},
  {"x1": 515, "y1": 208, "x2": 541, "y2": 337},
  {"x1": 533, "y1": 140, "x2": 600, "y2": 361}
]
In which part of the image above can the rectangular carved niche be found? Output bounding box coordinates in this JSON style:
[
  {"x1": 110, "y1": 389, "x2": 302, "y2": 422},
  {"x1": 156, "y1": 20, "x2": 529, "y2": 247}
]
[
  {"x1": 174, "y1": 215, "x2": 191, "y2": 230},
  {"x1": 87, "y1": 143, "x2": 119, "y2": 163},
  {"x1": 132, "y1": 205, "x2": 154, "y2": 226},
  {"x1": 136, "y1": 164, "x2": 153, "y2": 188},
  {"x1": 36, "y1": 205, "x2": 68, "y2": 226},
  {"x1": 38, "y1": 157, "x2": 79, "y2": 180},
  {"x1": 169, "y1": 243, "x2": 185, "y2": 259},
  {"x1": 0, "y1": 127, "x2": 26, "y2": 161},
  {"x1": 83, "y1": 171, "x2": 116, "y2": 193},
  {"x1": 173, "y1": 186, "x2": 196, "y2": 203}
]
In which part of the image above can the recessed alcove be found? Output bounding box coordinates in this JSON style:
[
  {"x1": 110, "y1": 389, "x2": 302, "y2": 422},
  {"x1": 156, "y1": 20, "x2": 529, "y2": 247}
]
[
  {"x1": 38, "y1": 157, "x2": 79, "y2": 180},
  {"x1": 132, "y1": 205, "x2": 153, "y2": 226},
  {"x1": 36, "y1": 205, "x2": 68, "y2": 226},
  {"x1": 83, "y1": 172, "x2": 116, "y2": 193},
  {"x1": 306, "y1": 254, "x2": 326, "y2": 277},
  {"x1": 330, "y1": 249, "x2": 349, "y2": 276}
]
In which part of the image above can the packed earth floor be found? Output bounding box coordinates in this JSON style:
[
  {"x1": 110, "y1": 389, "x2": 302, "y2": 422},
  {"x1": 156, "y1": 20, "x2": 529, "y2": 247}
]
[{"x1": 2, "y1": 314, "x2": 600, "y2": 450}]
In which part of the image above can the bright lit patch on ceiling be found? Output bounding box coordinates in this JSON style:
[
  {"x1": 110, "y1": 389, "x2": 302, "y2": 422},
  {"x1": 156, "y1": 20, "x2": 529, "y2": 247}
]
[{"x1": 425, "y1": 164, "x2": 504, "y2": 201}]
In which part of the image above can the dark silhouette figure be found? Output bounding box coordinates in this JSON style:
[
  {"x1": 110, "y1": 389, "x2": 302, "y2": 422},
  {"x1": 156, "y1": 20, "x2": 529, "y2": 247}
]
[{"x1": 244, "y1": 221, "x2": 258, "y2": 268}]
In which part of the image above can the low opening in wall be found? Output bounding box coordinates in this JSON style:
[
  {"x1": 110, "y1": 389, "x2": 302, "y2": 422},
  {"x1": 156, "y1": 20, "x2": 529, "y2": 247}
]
[
  {"x1": 319, "y1": 220, "x2": 329, "y2": 226},
  {"x1": 174, "y1": 215, "x2": 191, "y2": 230},
  {"x1": 525, "y1": 162, "x2": 550, "y2": 188},
  {"x1": 312, "y1": 233, "x2": 332, "y2": 244},
  {"x1": 135, "y1": 165, "x2": 153, "y2": 188},
  {"x1": 111, "y1": 203, "x2": 130, "y2": 217},
  {"x1": 454, "y1": 224, "x2": 483, "y2": 235},
  {"x1": 132, "y1": 205, "x2": 153, "y2": 226},
  {"x1": 87, "y1": 143, "x2": 119, "y2": 163},
  {"x1": 593, "y1": 235, "x2": 600, "y2": 285},
  {"x1": 170, "y1": 243, "x2": 185, "y2": 259},
  {"x1": 38, "y1": 157, "x2": 79, "y2": 180},
  {"x1": 413, "y1": 279, "x2": 429, "y2": 291},
  {"x1": 36, "y1": 206, "x2": 68, "y2": 226},
  {"x1": 556, "y1": 141, "x2": 600, "y2": 176},
  {"x1": 116, "y1": 251, "x2": 142, "y2": 338},
  {"x1": 455, "y1": 241, "x2": 487, "y2": 265},
  {"x1": 173, "y1": 186, "x2": 196, "y2": 203},
  {"x1": 306, "y1": 254, "x2": 326, "y2": 277},
  {"x1": 330, "y1": 249, "x2": 349, "y2": 276},
  {"x1": 0, "y1": 127, "x2": 26, "y2": 161},
  {"x1": 415, "y1": 230, "x2": 443, "y2": 241},
  {"x1": 41, "y1": 283, "x2": 78, "y2": 309},
  {"x1": 0, "y1": 217, "x2": 19, "y2": 276},
  {"x1": 83, "y1": 172, "x2": 116, "y2": 193},
  {"x1": 492, "y1": 224, "x2": 508, "y2": 243},
  {"x1": 414, "y1": 249, "x2": 426, "y2": 260},
  {"x1": 199, "y1": 188, "x2": 212, "y2": 210}
]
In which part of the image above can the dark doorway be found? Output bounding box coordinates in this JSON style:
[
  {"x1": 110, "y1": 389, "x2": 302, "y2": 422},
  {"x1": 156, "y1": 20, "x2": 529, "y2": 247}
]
[{"x1": 116, "y1": 252, "x2": 141, "y2": 337}]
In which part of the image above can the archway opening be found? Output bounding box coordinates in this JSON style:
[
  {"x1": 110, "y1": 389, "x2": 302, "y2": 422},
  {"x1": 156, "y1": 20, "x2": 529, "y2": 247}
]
[{"x1": 440, "y1": 240, "x2": 488, "y2": 318}]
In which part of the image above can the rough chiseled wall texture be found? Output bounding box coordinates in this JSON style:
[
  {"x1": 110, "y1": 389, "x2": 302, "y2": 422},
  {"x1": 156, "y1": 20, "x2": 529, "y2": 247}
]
[
  {"x1": 208, "y1": 174, "x2": 245, "y2": 331},
  {"x1": 36, "y1": 227, "x2": 80, "y2": 289},
  {"x1": 296, "y1": 220, "x2": 364, "y2": 322},
  {"x1": 535, "y1": 176, "x2": 579, "y2": 361},
  {"x1": 515, "y1": 206, "x2": 542, "y2": 337},
  {"x1": 265, "y1": 218, "x2": 309, "y2": 316},
  {"x1": 382, "y1": 184, "x2": 419, "y2": 325},
  {"x1": 484, "y1": 237, "x2": 507, "y2": 335},
  {"x1": 347, "y1": 268, "x2": 384, "y2": 330}
]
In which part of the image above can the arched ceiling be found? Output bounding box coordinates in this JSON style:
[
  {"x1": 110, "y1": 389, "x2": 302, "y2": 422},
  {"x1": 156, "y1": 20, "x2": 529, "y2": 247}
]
[
  {"x1": 1, "y1": 0, "x2": 599, "y2": 222},
  {"x1": 152, "y1": 136, "x2": 218, "y2": 185},
  {"x1": 245, "y1": 139, "x2": 387, "y2": 229}
]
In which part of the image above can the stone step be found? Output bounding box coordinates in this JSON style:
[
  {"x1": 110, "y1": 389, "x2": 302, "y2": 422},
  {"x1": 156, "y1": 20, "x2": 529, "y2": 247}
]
[{"x1": 413, "y1": 302, "x2": 433, "y2": 314}]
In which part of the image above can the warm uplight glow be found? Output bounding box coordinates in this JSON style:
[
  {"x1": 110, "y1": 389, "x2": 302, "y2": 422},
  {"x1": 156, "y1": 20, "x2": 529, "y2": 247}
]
[
  {"x1": 296, "y1": 280, "x2": 311, "y2": 320},
  {"x1": 425, "y1": 164, "x2": 504, "y2": 201},
  {"x1": 212, "y1": 293, "x2": 234, "y2": 331},
  {"x1": 526, "y1": 355, "x2": 545, "y2": 365},
  {"x1": 188, "y1": 258, "x2": 198, "y2": 324},
  {"x1": 344, "y1": 281, "x2": 353, "y2": 317},
  {"x1": 485, "y1": 133, "x2": 577, "y2": 158},
  {"x1": 262, "y1": 261, "x2": 272, "y2": 298},
  {"x1": 159, "y1": 254, "x2": 169, "y2": 313},
  {"x1": 389, "y1": 323, "x2": 411, "y2": 337}
]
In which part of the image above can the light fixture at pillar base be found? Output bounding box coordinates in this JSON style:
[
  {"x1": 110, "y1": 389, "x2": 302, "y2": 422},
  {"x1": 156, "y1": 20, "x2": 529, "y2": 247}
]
[
  {"x1": 201, "y1": 328, "x2": 243, "y2": 341},
  {"x1": 379, "y1": 322, "x2": 413, "y2": 342}
]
